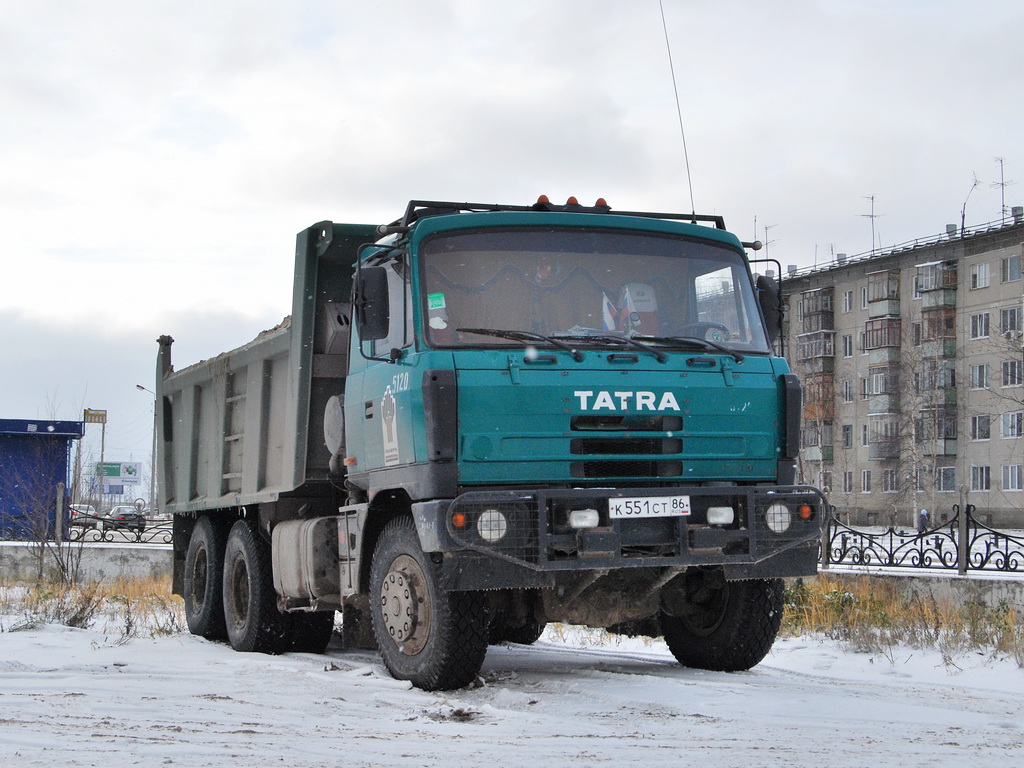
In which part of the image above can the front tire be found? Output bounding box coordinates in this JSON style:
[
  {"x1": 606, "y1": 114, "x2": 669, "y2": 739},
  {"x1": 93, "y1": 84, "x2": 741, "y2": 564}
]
[
  {"x1": 222, "y1": 519, "x2": 291, "y2": 654},
  {"x1": 370, "y1": 517, "x2": 488, "y2": 691},
  {"x1": 183, "y1": 516, "x2": 228, "y2": 639},
  {"x1": 660, "y1": 575, "x2": 783, "y2": 672}
]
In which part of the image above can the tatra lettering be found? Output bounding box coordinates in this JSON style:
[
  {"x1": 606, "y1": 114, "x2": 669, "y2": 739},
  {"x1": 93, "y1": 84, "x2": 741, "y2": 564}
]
[{"x1": 574, "y1": 390, "x2": 680, "y2": 412}]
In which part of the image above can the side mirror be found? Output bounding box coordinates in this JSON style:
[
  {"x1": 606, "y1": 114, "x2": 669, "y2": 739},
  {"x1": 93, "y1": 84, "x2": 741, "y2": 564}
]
[
  {"x1": 756, "y1": 274, "x2": 782, "y2": 343},
  {"x1": 354, "y1": 266, "x2": 390, "y2": 341}
]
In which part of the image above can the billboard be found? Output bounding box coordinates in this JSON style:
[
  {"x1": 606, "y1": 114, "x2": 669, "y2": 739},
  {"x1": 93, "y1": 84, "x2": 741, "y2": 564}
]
[{"x1": 95, "y1": 461, "x2": 142, "y2": 485}]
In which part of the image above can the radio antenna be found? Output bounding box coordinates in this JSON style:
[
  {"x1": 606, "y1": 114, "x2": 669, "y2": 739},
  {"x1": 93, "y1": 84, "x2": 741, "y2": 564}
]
[{"x1": 659, "y1": 0, "x2": 696, "y2": 216}]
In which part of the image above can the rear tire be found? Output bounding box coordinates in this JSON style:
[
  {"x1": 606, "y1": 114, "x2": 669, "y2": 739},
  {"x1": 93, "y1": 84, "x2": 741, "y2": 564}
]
[
  {"x1": 370, "y1": 517, "x2": 488, "y2": 691},
  {"x1": 223, "y1": 519, "x2": 291, "y2": 654},
  {"x1": 503, "y1": 621, "x2": 546, "y2": 645},
  {"x1": 288, "y1": 611, "x2": 336, "y2": 653},
  {"x1": 489, "y1": 613, "x2": 546, "y2": 645},
  {"x1": 660, "y1": 576, "x2": 783, "y2": 672},
  {"x1": 183, "y1": 516, "x2": 228, "y2": 639}
]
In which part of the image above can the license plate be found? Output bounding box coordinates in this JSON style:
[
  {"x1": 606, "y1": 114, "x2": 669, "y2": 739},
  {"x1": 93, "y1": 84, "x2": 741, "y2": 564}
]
[{"x1": 608, "y1": 495, "x2": 691, "y2": 518}]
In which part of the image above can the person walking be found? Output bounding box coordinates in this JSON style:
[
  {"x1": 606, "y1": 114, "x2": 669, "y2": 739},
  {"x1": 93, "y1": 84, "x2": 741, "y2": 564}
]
[{"x1": 917, "y1": 508, "x2": 929, "y2": 535}]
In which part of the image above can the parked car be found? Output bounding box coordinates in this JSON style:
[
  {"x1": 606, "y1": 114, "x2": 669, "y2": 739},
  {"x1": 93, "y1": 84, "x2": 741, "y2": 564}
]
[
  {"x1": 101, "y1": 505, "x2": 147, "y2": 534},
  {"x1": 69, "y1": 504, "x2": 100, "y2": 529},
  {"x1": 146, "y1": 509, "x2": 172, "y2": 525}
]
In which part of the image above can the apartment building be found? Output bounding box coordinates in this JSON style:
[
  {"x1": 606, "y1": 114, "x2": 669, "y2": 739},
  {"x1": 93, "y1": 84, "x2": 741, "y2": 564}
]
[{"x1": 781, "y1": 211, "x2": 1024, "y2": 528}]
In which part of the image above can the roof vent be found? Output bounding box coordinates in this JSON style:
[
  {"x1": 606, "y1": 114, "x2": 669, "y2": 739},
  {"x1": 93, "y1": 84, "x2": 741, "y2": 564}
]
[
  {"x1": 836, "y1": 253, "x2": 847, "y2": 264},
  {"x1": 1012, "y1": 206, "x2": 1023, "y2": 223},
  {"x1": 946, "y1": 224, "x2": 958, "y2": 238}
]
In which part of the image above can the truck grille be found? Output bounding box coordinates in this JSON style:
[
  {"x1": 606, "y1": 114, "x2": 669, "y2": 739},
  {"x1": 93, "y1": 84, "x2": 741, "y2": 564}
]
[
  {"x1": 570, "y1": 460, "x2": 683, "y2": 478},
  {"x1": 570, "y1": 437, "x2": 683, "y2": 455},
  {"x1": 569, "y1": 415, "x2": 683, "y2": 479},
  {"x1": 571, "y1": 414, "x2": 683, "y2": 431}
]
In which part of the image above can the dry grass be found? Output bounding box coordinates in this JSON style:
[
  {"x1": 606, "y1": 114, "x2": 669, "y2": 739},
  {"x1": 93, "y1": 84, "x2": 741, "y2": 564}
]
[
  {"x1": 782, "y1": 574, "x2": 1024, "y2": 668},
  {"x1": 0, "y1": 576, "x2": 184, "y2": 642},
  {"x1": 3, "y1": 573, "x2": 1021, "y2": 668}
]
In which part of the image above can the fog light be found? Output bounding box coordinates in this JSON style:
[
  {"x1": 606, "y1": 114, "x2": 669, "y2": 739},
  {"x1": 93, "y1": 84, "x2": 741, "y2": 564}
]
[
  {"x1": 477, "y1": 509, "x2": 508, "y2": 542},
  {"x1": 569, "y1": 508, "x2": 600, "y2": 529},
  {"x1": 798, "y1": 504, "x2": 815, "y2": 521},
  {"x1": 765, "y1": 503, "x2": 792, "y2": 534},
  {"x1": 707, "y1": 506, "x2": 735, "y2": 525}
]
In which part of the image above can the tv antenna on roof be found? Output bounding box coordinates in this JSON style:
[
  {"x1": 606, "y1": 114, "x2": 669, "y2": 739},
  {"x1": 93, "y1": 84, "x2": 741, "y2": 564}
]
[
  {"x1": 991, "y1": 157, "x2": 1016, "y2": 222},
  {"x1": 860, "y1": 194, "x2": 883, "y2": 255}
]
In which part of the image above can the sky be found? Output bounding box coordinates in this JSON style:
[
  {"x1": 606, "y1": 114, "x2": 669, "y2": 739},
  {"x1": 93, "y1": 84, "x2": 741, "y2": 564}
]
[{"x1": 3, "y1": 0, "x2": 1023, "y2": 492}]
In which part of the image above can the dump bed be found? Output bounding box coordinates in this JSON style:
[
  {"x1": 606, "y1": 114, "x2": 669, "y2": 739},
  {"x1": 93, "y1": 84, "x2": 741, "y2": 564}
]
[{"x1": 155, "y1": 222, "x2": 378, "y2": 515}]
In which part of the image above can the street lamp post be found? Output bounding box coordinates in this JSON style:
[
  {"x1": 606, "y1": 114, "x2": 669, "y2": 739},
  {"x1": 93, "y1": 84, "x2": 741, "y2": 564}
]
[
  {"x1": 83, "y1": 408, "x2": 107, "y2": 507},
  {"x1": 136, "y1": 385, "x2": 157, "y2": 508}
]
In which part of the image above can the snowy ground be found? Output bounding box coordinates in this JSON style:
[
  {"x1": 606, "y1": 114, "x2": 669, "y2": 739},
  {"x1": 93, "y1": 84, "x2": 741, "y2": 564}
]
[{"x1": 1, "y1": 623, "x2": 1021, "y2": 767}]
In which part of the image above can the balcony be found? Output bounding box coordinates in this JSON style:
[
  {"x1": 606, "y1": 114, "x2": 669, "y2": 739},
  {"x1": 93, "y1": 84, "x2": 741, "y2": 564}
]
[{"x1": 863, "y1": 318, "x2": 902, "y2": 350}]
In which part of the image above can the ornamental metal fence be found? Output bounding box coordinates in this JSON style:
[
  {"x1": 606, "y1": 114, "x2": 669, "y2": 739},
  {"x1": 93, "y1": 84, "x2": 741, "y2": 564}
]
[
  {"x1": 822, "y1": 504, "x2": 1024, "y2": 575},
  {"x1": 66, "y1": 521, "x2": 172, "y2": 545}
]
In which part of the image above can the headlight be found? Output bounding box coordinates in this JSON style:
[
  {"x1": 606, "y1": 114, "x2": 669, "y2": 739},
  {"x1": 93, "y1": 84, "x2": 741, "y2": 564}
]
[
  {"x1": 477, "y1": 509, "x2": 508, "y2": 542},
  {"x1": 569, "y1": 508, "x2": 600, "y2": 529},
  {"x1": 765, "y1": 503, "x2": 792, "y2": 534},
  {"x1": 707, "y1": 506, "x2": 735, "y2": 525}
]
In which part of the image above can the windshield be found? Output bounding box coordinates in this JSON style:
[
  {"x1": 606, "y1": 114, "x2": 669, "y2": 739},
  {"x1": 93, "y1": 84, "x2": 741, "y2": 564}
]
[{"x1": 419, "y1": 227, "x2": 770, "y2": 353}]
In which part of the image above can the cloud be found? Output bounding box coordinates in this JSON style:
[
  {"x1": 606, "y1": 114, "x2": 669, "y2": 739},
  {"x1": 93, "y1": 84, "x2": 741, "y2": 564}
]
[{"x1": 3, "y1": 0, "x2": 1024, "y2": 454}]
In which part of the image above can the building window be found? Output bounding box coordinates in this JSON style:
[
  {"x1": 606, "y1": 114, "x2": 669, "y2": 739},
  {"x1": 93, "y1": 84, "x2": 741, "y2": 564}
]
[
  {"x1": 842, "y1": 424, "x2": 853, "y2": 447},
  {"x1": 971, "y1": 465, "x2": 991, "y2": 491},
  {"x1": 923, "y1": 360, "x2": 956, "y2": 390},
  {"x1": 1003, "y1": 360, "x2": 1023, "y2": 387},
  {"x1": 820, "y1": 471, "x2": 833, "y2": 492},
  {"x1": 861, "y1": 469, "x2": 872, "y2": 493},
  {"x1": 1002, "y1": 411, "x2": 1023, "y2": 438},
  {"x1": 1002, "y1": 464, "x2": 1022, "y2": 491},
  {"x1": 843, "y1": 471, "x2": 854, "y2": 494},
  {"x1": 882, "y1": 469, "x2": 898, "y2": 493},
  {"x1": 861, "y1": 286, "x2": 868, "y2": 309},
  {"x1": 970, "y1": 414, "x2": 990, "y2": 440},
  {"x1": 970, "y1": 364, "x2": 989, "y2": 389},
  {"x1": 1000, "y1": 307, "x2": 1021, "y2": 335},
  {"x1": 969, "y1": 262, "x2": 990, "y2": 289},
  {"x1": 914, "y1": 468, "x2": 926, "y2": 492},
  {"x1": 842, "y1": 290, "x2": 854, "y2": 313},
  {"x1": 936, "y1": 466, "x2": 956, "y2": 492},
  {"x1": 912, "y1": 322, "x2": 922, "y2": 346},
  {"x1": 841, "y1": 334, "x2": 853, "y2": 357},
  {"x1": 861, "y1": 424, "x2": 869, "y2": 446},
  {"x1": 803, "y1": 424, "x2": 820, "y2": 446},
  {"x1": 970, "y1": 312, "x2": 990, "y2": 339},
  {"x1": 842, "y1": 380, "x2": 853, "y2": 403},
  {"x1": 1001, "y1": 254, "x2": 1022, "y2": 283}
]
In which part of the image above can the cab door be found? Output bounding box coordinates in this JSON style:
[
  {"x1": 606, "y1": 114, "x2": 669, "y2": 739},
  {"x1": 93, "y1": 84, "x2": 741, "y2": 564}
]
[{"x1": 346, "y1": 254, "x2": 416, "y2": 474}]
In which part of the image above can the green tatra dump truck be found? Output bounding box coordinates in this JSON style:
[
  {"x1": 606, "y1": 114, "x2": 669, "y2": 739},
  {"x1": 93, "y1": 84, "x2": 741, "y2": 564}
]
[{"x1": 157, "y1": 197, "x2": 825, "y2": 690}]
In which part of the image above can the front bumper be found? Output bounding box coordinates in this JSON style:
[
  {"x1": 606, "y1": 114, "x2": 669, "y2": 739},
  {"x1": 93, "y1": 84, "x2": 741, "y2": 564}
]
[{"x1": 415, "y1": 485, "x2": 825, "y2": 576}]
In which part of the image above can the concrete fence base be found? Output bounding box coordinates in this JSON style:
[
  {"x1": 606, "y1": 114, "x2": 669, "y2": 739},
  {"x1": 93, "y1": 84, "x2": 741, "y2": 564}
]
[{"x1": 0, "y1": 542, "x2": 172, "y2": 584}]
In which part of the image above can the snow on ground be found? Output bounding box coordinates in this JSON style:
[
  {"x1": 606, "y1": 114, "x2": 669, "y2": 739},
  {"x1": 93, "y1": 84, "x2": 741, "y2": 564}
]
[{"x1": 0, "y1": 623, "x2": 1021, "y2": 768}]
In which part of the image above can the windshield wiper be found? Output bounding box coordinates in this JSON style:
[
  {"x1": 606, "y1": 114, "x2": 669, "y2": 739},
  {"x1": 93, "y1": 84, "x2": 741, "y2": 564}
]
[
  {"x1": 633, "y1": 335, "x2": 745, "y2": 362},
  {"x1": 551, "y1": 332, "x2": 667, "y2": 363},
  {"x1": 458, "y1": 328, "x2": 585, "y2": 361}
]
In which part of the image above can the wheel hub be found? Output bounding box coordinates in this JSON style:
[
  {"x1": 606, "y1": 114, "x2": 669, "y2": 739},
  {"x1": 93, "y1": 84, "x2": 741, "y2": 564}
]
[{"x1": 380, "y1": 554, "x2": 430, "y2": 655}]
